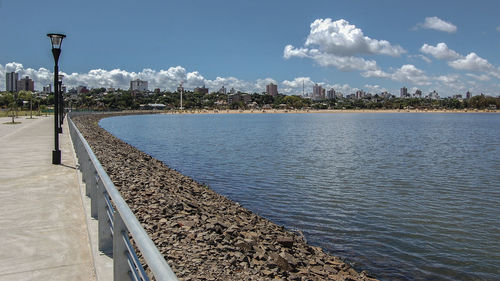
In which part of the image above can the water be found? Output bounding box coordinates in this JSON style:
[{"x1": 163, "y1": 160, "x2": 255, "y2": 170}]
[{"x1": 100, "y1": 113, "x2": 500, "y2": 280}]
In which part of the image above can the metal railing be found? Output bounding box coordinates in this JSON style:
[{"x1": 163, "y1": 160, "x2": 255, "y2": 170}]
[{"x1": 68, "y1": 114, "x2": 178, "y2": 281}]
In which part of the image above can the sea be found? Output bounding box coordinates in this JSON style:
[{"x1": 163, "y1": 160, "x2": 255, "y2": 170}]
[{"x1": 100, "y1": 112, "x2": 500, "y2": 281}]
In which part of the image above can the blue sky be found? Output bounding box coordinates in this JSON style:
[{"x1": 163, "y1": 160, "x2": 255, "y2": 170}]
[{"x1": 1, "y1": 0, "x2": 499, "y2": 96}]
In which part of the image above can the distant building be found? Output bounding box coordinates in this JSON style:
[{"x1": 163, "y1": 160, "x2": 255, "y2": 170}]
[
  {"x1": 356, "y1": 90, "x2": 365, "y2": 99},
  {"x1": 380, "y1": 91, "x2": 392, "y2": 99},
  {"x1": 466, "y1": 91, "x2": 472, "y2": 99},
  {"x1": 218, "y1": 86, "x2": 227, "y2": 94},
  {"x1": 17, "y1": 76, "x2": 34, "y2": 91},
  {"x1": 428, "y1": 90, "x2": 439, "y2": 100},
  {"x1": 77, "y1": 86, "x2": 89, "y2": 94},
  {"x1": 312, "y1": 84, "x2": 323, "y2": 101},
  {"x1": 229, "y1": 87, "x2": 236, "y2": 95},
  {"x1": 266, "y1": 83, "x2": 278, "y2": 96},
  {"x1": 400, "y1": 87, "x2": 408, "y2": 98},
  {"x1": 43, "y1": 84, "x2": 52, "y2": 94},
  {"x1": 452, "y1": 94, "x2": 463, "y2": 99},
  {"x1": 414, "y1": 89, "x2": 422, "y2": 98},
  {"x1": 61, "y1": 85, "x2": 67, "y2": 94},
  {"x1": 335, "y1": 91, "x2": 343, "y2": 99},
  {"x1": 327, "y1": 88, "x2": 336, "y2": 99},
  {"x1": 154, "y1": 88, "x2": 161, "y2": 94},
  {"x1": 228, "y1": 93, "x2": 251, "y2": 104},
  {"x1": 194, "y1": 85, "x2": 209, "y2": 94},
  {"x1": 6, "y1": 72, "x2": 18, "y2": 92},
  {"x1": 130, "y1": 79, "x2": 148, "y2": 92}
]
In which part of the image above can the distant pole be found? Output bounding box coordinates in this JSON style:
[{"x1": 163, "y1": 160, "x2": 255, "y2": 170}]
[
  {"x1": 179, "y1": 82, "x2": 184, "y2": 110},
  {"x1": 47, "y1": 33, "x2": 66, "y2": 165}
]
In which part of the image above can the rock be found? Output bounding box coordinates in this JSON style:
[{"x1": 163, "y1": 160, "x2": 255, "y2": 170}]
[
  {"x1": 270, "y1": 253, "x2": 292, "y2": 272},
  {"x1": 73, "y1": 113, "x2": 377, "y2": 281},
  {"x1": 277, "y1": 236, "x2": 294, "y2": 248}
]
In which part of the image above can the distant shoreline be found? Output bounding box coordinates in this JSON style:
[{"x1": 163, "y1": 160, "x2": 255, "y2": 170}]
[{"x1": 158, "y1": 108, "x2": 499, "y2": 115}]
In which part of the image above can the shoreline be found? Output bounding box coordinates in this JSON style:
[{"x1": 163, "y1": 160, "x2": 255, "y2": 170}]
[
  {"x1": 73, "y1": 112, "x2": 378, "y2": 281},
  {"x1": 157, "y1": 108, "x2": 498, "y2": 115}
]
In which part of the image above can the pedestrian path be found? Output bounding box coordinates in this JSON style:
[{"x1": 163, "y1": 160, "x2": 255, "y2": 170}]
[{"x1": 0, "y1": 116, "x2": 96, "y2": 280}]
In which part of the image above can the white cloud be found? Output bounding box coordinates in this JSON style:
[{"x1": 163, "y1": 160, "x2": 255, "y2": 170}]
[
  {"x1": 419, "y1": 43, "x2": 500, "y2": 79},
  {"x1": 283, "y1": 45, "x2": 309, "y2": 59},
  {"x1": 363, "y1": 84, "x2": 388, "y2": 94},
  {"x1": 420, "y1": 43, "x2": 461, "y2": 60},
  {"x1": 284, "y1": 45, "x2": 379, "y2": 71},
  {"x1": 448, "y1": 52, "x2": 494, "y2": 72},
  {"x1": 435, "y1": 74, "x2": 461, "y2": 84},
  {"x1": 417, "y1": 17, "x2": 457, "y2": 33},
  {"x1": 305, "y1": 18, "x2": 405, "y2": 57},
  {"x1": 466, "y1": 73, "x2": 491, "y2": 81},
  {"x1": 1, "y1": 62, "x2": 316, "y2": 95},
  {"x1": 497, "y1": 26, "x2": 500, "y2": 32},
  {"x1": 363, "y1": 64, "x2": 431, "y2": 86},
  {"x1": 284, "y1": 18, "x2": 405, "y2": 72}
]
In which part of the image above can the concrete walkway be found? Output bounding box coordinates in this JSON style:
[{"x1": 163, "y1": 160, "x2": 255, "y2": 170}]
[{"x1": 0, "y1": 116, "x2": 96, "y2": 280}]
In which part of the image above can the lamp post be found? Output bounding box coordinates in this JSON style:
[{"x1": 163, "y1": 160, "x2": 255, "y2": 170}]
[
  {"x1": 47, "y1": 33, "x2": 66, "y2": 165},
  {"x1": 58, "y1": 74, "x2": 64, "y2": 129}
]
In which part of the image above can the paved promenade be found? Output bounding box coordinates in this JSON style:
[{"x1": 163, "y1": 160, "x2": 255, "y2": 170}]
[{"x1": 0, "y1": 116, "x2": 95, "y2": 280}]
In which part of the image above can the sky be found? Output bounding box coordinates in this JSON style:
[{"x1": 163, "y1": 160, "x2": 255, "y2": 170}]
[{"x1": 1, "y1": 0, "x2": 499, "y2": 97}]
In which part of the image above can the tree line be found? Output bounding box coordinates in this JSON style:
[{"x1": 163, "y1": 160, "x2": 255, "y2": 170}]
[{"x1": 1, "y1": 90, "x2": 499, "y2": 112}]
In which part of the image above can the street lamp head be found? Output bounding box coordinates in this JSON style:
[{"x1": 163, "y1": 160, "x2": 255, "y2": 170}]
[{"x1": 47, "y1": 33, "x2": 66, "y2": 50}]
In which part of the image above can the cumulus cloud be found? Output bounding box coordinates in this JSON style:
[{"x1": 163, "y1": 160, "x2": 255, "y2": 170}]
[
  {"x1": 448, "y1": 52, "x2": 494, "y2": 72},
  {"x1": 420, "y1": 43, "x2": 460, "y2": 60},
  {"x1": 465, "y1": 73, "x2": 491, "y2": 81},
  {"x1": 419, "y1": 43, "x2": 500, "y2": 79},
  {"x1": 1, "y1": 62, "x2": 333, "y2": 95},
  {"x1": 284, "y1": 18, "x2": 405, "y2": 72},
  {"x1": 304, "y1": 18, "x2": 405, "y2": 57},
  {"x1": 417, "y1": 17, "x2": 457, "y2": 33},
  {"x1": 363, "y1": 64, "x2": 431, "y2": 86}
]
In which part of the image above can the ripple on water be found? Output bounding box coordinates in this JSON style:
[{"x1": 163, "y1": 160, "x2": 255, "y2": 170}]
[{"x1": 100, "y1": 113, "x2": 500, "y2": 281}]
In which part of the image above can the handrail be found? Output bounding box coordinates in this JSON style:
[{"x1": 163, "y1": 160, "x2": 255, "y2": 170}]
[{"x1": 68, "y1": 113, "x2": 178, "y2": 281}]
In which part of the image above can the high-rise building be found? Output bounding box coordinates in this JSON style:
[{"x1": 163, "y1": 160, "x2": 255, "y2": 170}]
[
  {"x1": 400, "y1": 87, "x2": 408, "y2": 98},
  {"x1": 6, "y1": 72, "x2": 18, "y2": 92},
  {"x1": 466, "y1": 91, "x2": 472, "y2": 99},
  {"x1": 130, "y1": 79, "x2": 148, "y2": 92},
  {"x1": 327, "y1": 88, "x2": 336, "y2": 99},
  {"x1": 312, "y1": 84, "x2": 323, "y2": 101},
  {"x1": 17, "y1": 76, "x2": 34, "y2": 91},
  {"x1": 266, "y1": 83, "x2": 278, "y2": 96},
  {"x1": 356, "y1": 90, "x2": 365, "y2": 99}
]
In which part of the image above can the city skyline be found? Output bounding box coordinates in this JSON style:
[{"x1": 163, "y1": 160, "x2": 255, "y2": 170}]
[{"x1": 1, "y1": 0, "x2": 499, "y2": 97}]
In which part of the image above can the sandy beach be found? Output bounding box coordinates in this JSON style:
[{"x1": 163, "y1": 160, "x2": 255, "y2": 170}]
[{"x1": 158, "y1": 108, "x2": 498, "y2": 115}]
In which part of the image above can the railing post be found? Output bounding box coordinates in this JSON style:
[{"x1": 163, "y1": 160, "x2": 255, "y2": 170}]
[
  {"x1": 90, "y1": 172, "x2": 99, "y2": 218},
  {"x1": 85, "y1": 157, "x2": 92, "y2": 196},
  {"x1": 98, "y1": 187, "x2": 113, "y2": 254},
  {"x1": 113, "y1": 211, "x2": 132, "y2": 281}
]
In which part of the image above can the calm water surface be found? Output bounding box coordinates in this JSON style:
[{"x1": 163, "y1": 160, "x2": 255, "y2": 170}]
[{"x1": 100, "y1": 113, "x2": 500, "y2": 281}]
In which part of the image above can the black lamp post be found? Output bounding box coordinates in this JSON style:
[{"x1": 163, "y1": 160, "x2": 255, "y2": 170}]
[
  {"x1": 47, "y1": 33, "x2": 66, "y2": 165},
  {"x1": 58, "y1": 74, "x2": 64, "y2": 129}
]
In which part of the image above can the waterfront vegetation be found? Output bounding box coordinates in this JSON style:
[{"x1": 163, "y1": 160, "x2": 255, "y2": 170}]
[{"x1": 1, "y1": 89, "x2": 499, "y2": 112}]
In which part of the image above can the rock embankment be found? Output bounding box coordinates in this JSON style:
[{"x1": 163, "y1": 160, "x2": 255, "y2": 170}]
[{"x1": 73, "y1": 113, "x2": 378, "y2": 281}]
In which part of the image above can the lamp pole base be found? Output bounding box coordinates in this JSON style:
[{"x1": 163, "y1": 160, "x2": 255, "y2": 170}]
[{"x1": 52, "y1": 150, "x2": 61, "y2": 165}]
